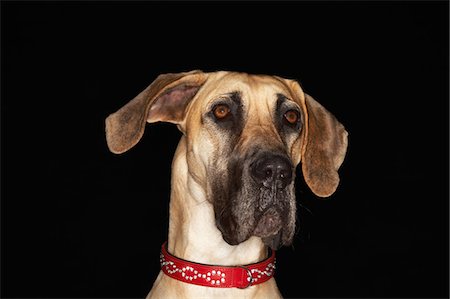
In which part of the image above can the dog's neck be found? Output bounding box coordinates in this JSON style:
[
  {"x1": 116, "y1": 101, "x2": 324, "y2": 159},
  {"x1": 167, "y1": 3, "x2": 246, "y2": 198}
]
[{"x1": 166, "y1": 137, "x2": 268, "y2": 266}]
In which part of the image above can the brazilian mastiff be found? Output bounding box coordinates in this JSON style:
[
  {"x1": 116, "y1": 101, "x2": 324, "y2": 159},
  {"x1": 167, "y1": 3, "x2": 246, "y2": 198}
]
[{"x1": 105, "y1": 70, "x2": 348, "y2": 298}]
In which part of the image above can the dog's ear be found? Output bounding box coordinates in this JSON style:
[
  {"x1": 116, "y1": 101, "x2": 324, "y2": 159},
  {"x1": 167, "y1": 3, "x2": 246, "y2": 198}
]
[
  {"x1": 301, "y1": 93, "x2": 348, "y2": 197},
  {"x1": 105, "y1": 70, "x2": 208, "y2": 154}
]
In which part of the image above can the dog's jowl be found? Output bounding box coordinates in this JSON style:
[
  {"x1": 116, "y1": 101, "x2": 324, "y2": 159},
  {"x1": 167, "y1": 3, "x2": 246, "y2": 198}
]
[{"x1": 106, "y1": 71, "x2": 348, "y2": 299}]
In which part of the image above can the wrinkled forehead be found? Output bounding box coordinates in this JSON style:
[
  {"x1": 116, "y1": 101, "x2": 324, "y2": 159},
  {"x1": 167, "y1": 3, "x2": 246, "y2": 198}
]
[{"x1": 197, "y1": 72, "x2": 297, "y2": 108}]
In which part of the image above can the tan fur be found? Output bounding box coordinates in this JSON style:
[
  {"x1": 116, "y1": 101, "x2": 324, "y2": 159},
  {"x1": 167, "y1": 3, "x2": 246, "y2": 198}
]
[{"x1": 105, "y1": 71, "x2": 348, "y2": 299}]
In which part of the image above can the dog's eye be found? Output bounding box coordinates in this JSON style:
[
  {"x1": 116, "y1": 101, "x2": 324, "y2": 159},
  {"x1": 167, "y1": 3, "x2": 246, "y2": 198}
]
[
  {"x1": 283, "y1": 110, "x2": 299, "y2": 125},
  {"x1": 213, "y1": 104, "x2": 231, "y2": 120}
]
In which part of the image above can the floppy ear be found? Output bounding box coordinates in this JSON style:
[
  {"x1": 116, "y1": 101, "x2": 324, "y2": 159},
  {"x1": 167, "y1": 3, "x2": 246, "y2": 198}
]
[
  {"x1": 105, "y1": 70, "x2": 208, "y2": 154},
  {"x1": 302, "y1": 94, "x2": 348, "y2": 197}
]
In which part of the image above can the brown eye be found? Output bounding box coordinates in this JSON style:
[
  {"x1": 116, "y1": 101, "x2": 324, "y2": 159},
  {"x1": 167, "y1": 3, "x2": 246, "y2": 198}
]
[
  {"x1": 213, "y1": 104, "x2": 231, "y2": 120},
  {"x1": 284, "y1": 110, "x2": 299, "y2": 125}
]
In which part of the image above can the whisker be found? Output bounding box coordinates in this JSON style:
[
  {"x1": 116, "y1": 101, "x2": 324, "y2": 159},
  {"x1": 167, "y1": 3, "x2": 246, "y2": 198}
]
[{"x1": 298, "y1": 202, "x2": 313, "y2": 216}]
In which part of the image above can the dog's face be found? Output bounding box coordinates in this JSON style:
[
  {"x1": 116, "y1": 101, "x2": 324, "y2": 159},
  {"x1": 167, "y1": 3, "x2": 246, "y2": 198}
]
[
  {"x1": 183, "y1": 72, "x2": 304, "y2": 249},
  {"x1": 106, "y1": 71, "x2": 348, "y2": 250}
]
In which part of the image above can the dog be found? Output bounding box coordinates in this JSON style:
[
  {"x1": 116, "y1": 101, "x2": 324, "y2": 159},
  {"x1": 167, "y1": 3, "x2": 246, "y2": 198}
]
[{"x1": 105, "y1": 70, "x2": 348, "y2": 298}]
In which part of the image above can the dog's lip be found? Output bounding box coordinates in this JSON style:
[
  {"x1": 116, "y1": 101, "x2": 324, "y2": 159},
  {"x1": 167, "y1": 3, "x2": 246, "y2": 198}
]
[{"x1": 253, "y1": 207, "x2": 282, "y2": 238}]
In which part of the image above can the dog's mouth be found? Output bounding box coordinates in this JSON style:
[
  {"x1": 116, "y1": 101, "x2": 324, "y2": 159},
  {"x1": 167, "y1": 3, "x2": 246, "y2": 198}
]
[
  {"x1": 253, "y1": 207, "x2": 282, "y2": 238},
  {"x1": 252, "y1": 206, "x2": 288, "y2": 250}
]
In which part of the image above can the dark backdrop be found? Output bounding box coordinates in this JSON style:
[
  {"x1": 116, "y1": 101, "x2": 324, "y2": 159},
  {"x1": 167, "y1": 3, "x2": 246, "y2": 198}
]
[{"x1": 2, "y1": 1, "x2": 448, "y2": 298}]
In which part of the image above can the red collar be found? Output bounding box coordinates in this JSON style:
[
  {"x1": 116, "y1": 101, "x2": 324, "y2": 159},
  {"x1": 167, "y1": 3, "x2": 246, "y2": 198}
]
[{"x1": 160, "y1": 242, "x2": 276, "y2": 289}]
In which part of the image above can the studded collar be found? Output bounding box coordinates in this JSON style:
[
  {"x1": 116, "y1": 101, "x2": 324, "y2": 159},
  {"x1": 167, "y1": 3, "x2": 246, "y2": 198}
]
[{"x1": 159, "y1": 241, "x2": 276, "y2": 289}]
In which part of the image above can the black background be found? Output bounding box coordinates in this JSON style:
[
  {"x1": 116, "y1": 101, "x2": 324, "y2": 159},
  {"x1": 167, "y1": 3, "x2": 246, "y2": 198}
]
[{"x1": 2, "y1": 1, "x2": 449, "y2": 298}]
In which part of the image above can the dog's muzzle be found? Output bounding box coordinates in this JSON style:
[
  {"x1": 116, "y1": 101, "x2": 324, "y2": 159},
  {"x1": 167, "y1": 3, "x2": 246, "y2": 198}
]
[
  {"x1": 213, "y1": 150, "x2": 296, "y2": 250},
  {"x1": 250, "y1": 154, "x2": 294, "y2": 241}
]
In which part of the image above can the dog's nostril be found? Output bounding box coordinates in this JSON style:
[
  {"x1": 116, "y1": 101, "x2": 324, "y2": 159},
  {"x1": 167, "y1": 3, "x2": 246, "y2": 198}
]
[{"x1": 251, "y1": 154, "x2": 293, "y2": 189}]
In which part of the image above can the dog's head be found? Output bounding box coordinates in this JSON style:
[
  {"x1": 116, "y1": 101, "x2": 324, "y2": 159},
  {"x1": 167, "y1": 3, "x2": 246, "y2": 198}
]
[{"x1": 106, "y1": 70, "x2": 348, "y2": 250}]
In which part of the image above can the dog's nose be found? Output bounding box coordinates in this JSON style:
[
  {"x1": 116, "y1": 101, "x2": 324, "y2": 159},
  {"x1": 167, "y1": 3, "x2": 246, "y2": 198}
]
[{"x1": 251, "y1": 155, "x2": 293, "y2": 189}]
